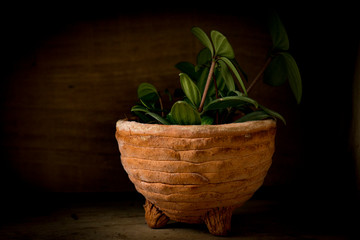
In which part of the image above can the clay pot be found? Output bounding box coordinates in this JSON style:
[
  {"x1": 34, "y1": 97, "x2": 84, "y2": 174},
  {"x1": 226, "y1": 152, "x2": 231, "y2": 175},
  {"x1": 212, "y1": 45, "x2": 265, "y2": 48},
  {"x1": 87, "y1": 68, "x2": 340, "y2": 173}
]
[{"x1": 115, "y1": 119, "x2": 276, "y2": 236}]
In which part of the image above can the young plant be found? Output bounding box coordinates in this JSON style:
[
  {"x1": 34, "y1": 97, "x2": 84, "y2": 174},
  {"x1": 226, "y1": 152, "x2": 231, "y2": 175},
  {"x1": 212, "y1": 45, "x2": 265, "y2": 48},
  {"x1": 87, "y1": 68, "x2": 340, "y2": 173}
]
[{"x1": 131, "y1": 13, "x2": 301, "y2": 125}]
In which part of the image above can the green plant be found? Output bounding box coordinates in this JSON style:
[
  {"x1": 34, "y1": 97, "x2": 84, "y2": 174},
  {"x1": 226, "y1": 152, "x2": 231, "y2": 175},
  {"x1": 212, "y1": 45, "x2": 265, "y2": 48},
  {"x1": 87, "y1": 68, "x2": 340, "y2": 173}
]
[{"x1": 131, "y1": 13, "x2": 301, "y2": 125}]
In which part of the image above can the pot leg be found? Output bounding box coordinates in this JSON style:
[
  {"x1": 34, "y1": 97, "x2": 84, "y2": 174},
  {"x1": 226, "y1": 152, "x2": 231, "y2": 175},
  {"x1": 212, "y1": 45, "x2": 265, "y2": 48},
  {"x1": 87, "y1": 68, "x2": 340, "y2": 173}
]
[
  {"x1": 143, "y1": 200, "x2": 169, "y2": 229},
  {"x1": 203, "y1": 207, "x2": 234, "y2": 236}
]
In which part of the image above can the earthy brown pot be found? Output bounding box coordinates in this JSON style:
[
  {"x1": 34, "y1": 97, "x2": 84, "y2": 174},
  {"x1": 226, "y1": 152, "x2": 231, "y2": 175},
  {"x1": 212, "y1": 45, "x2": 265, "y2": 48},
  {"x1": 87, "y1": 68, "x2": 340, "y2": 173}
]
[{"x1": 115, "y1": 119, "x2": 276, "y2": 236}]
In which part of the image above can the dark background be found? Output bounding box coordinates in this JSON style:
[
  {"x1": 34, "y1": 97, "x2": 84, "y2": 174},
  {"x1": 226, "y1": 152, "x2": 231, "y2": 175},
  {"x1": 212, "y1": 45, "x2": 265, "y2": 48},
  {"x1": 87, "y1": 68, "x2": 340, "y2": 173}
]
[{"x1": 1, "y1": 2, "x2": 359, "y2": 234}]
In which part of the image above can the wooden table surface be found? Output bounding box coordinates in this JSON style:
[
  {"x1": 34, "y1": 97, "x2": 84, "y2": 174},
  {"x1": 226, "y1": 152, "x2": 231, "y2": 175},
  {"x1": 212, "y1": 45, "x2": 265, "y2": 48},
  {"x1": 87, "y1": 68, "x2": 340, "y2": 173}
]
[{"x1": 0, "y1": 193, "x2": 357, "y2": 240}]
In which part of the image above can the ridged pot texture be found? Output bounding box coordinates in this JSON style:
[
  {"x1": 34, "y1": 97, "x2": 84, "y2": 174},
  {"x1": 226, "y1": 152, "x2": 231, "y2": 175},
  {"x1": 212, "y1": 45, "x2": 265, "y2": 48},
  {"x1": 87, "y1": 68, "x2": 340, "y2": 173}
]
[{"x1": 115, "y1": 119, "x2": 276, "y2": 224}]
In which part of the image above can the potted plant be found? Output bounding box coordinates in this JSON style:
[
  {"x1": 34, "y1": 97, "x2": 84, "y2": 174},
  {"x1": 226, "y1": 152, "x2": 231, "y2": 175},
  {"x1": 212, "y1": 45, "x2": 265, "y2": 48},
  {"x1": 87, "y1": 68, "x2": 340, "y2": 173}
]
[{"x1": 115, "y1": 13, "x2": 301, "y2": 236}]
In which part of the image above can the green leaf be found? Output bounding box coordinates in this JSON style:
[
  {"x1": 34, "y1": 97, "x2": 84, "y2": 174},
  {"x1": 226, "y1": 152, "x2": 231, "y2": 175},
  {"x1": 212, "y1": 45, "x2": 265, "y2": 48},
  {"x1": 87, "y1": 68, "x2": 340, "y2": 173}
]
[
  {"x1": 268, "y1": 11, "x2": 289, "y2": 51},
  {"x1": 170, "y1": 101, "x2": 201, "y2": 125},
  {"x1": 201, "y1": 115, "x2": 214, "y2": 125},
  {"x1": 234, "y1": 111, "x2": 271, "y2": 123},
  {"x1": 264, "y1": 52, "x2": 302, "y2": 104},
  {"x1": 281, "y1": 52, "x2": 302, "y2": 104},
  {"x1": 131, "y1": 105, "x2": 170, "y2": 125},
  {"x1": 139, "y1": 98, "x2": 154, "y2": 109},
  {"x1": 210, "y1": 30, "x2": 235, "y2": 59},
  {"x1": 164, "y1": 88, "x2": 172, "y2": 102},
  {"x1": 196, "y1": 67, "x2": 209, "y2": 94},
  {"x1": 175, "y1": 62, "x2": 198, "y2": 81},
  {"x1": 259, "y1": 104, "x2": 286, "y2": 125},
  {"x1": 146, "y1": 112, "x2": 170, "y2": 125},
  {"x1": 191, "y1": 27, "x2": 214, "y2": 57},
  {"x1": 228, "y1": 90, "x2": 244, "y2": 96},
  {"x1": 131, "y1": 105, "x2": 148, "y2": 112},
  {"x1": 264, "y1": 54, "x2": 287, "y2": 86},
  {"x1": 218, "y1": 60, "x2": 235, "y2": 92},
  {"x1": 165, "y1": 113, "x2": 175, "y2": 124},
  {"x1": 137, "y1": 83, "x2": 159, "y2": 99},
  {"x1": 197, "y1": 48, "x2": 212, "y2": 67},
  {"x1": 131, "y1": 108, "x2": 152, "y2": 123},
  {"x1": 137, "y1": 83, "x2": 159, "y2": 109},
  {"x1": 213, "y1": 68, "x2": 226, "y2": 94},
  {"x1": 219, "y1": 57, "x2": 247, "y2": 95},
  {"x1": 203, "y1": 96, "x2": 258, "y2": 113},
  {"x1": 231, "y1": 58, "x2": 248, "y2": 82},
  {"x1": 179, "y1": 73, "x2": 201, "y2": 107}
]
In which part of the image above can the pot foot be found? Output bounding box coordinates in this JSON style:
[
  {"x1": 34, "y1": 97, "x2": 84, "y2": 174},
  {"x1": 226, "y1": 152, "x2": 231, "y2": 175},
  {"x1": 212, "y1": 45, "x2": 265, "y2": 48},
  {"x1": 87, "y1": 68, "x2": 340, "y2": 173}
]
[
  {"x1": 143, "y1": 200, "x2": 169, "y2": 229},
  {"x1": 203, "y1": 206, "x2": 234, "y2": 236}
]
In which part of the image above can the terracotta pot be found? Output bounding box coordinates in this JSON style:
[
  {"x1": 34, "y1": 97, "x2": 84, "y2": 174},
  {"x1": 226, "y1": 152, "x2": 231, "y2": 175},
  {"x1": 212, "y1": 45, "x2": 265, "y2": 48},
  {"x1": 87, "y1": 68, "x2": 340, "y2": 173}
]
[{"x1": 115, "y1": 119, "x2": 276, "y2": 236}]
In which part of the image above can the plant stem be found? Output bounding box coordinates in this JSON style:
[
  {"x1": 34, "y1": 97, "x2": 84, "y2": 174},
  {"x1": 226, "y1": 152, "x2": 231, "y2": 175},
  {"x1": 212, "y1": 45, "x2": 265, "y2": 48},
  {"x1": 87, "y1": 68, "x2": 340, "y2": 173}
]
[
  {"x1": 213, "y1": 74, "x2": 219, "y2": 99},
  {"x1": 159, "y1": 96, "x2": 164, "y2": 117},
  {"x1": 246, "y1": 57, "x2": 272, "y2": 93},
  {"x1": 198, "y1": 59, "x2": 216, "y2": 112}
]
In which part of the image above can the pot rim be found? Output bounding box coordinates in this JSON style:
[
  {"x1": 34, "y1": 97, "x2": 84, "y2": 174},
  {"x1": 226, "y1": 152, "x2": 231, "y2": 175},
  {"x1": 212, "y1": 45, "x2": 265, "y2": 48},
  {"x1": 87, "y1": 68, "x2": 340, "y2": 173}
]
[{"x1": 116, "y1": 119, "x2": 276, "y2": 138}]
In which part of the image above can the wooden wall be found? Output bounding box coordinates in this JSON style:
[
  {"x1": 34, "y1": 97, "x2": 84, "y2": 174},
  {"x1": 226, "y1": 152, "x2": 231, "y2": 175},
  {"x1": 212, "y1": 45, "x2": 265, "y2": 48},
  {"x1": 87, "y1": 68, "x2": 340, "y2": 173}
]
[{"x1": 1, "y1": 5, "x2": 358, "y2": 198}]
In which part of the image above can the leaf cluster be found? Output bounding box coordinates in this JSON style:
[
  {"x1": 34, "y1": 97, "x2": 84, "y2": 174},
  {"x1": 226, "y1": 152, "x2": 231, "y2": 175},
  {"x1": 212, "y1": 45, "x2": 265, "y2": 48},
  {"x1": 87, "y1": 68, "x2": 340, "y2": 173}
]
[
  {"x1": 265, "y1": 11, "x2": 302, "y2": 104},
  {"x1": 131, "y1": 14, "x2": 301, "y2": 125}
]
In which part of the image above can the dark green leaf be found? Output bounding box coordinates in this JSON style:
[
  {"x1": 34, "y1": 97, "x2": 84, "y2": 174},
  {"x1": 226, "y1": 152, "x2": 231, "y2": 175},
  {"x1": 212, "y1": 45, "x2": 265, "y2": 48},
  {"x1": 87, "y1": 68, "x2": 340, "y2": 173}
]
[
  {"x1": 137, "y1": 83, "x2": 159, "y2": 109},
  {"x1": 210, "y1": 30, "x2": 235, "y2": 59},
  {"x1": 146, "y1": 112, "x2": 170, "y2": 125},
  {"x1": 196, "y1": 67, "x2": 209, "y2": 94},
  {"x1": 166, "y1": 113, "x2": 176, "y2": 124},
  {"x1": 268, "y1": 11, "x2": 289, "y2": 51},
  {"x1": 139, "y1": 97, "x2": 155, "y2": 109},
  {"x1": 228, "y1": 90, "x2": 244, "y2": 96},
  {"x1": 183, "y1": 97, "x2": 197, "y2": 109},
  {"x1": 213, "y1": 68, "x2": 226, "y2": 94},
  {"x1": 175, "y1": 62, "x2": 198, "y2": 81},
  {"x1": 131, "y1": 105, "x2": 170, "y2": 125},
  {"x1": 131, "y1": 105, "x2": 147, "y2": 112},
  {"x1": 132, "y1": 108, "x2": 152, "y2": 123},
  {"x1": 179, "y1": 73, "x2": 201, "y2": 107},
  {"x1": 234, "y1": 111, "x2": 271, "y2": 123},
  {"x1": 197, "y1": 48, "x2": 212, "y2": 66},
  {"x1": 203, "y1": 96, "x2": 258, "y2": 113},
  {"x1": 191, "y1": 27, "x2": 214, "y2": 57},
  {"x1": 218, "y1": 60, "x2": 235, "y2": 91},
  {"x1": 170, "y1": 101, "x2": 201, "y2": 125},
  {"x1": 231, "y1": 58, "x2": 248, "y2": 82},
  {"x1": 264, "y1": 54, "x2": 287, "y2": 86},
  {"x1": 201, "y1": 115, "x2": 214, "y2": 125},
  {"x1": 164, "y1": 88, "x2": 172, "y2": 102},
  {"x1": 259, "y1": 104, "x2": 286, "y2": 125},
  {"x1": 281, "y1": 52, "x2": 302, "y2": 104},
  {"x1": 219, "y1": 57, "x2": 247, "y2": 95},
  {"x1": 137, "y1": 83, "x2": 159, "y2": 99}
]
